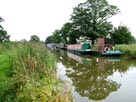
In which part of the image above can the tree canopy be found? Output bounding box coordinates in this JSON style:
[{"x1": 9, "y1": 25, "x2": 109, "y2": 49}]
[
  {"x1": 45, "y1": 36, "x2": 53, "y2": 44},
  {"x1": 111, "y1": 25, "x2": 134, "y2": 44},
  {"x1": 51, "y1": 30, "x2": 62, "y2": 43},
  {"x1": 30, "y1": 35, "x2": 40, "y2": 42},
  {"x1": 0, "y1": 17, "x2": 10, "y2": 42},
  {"x1": 71, "y1": 0, "x2": 119, "y2": 43},
  {"x1": 46, "y1": 0, "x2": 134, "y2": 45},
  {"x1": 60, "y1": 22, "x2": 83, "y2": 44}
]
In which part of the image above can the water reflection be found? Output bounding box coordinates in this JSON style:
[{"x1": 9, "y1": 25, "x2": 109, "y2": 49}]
[
  {"x1": 66, "y1": 53, "x2": 121, "y2": 100},
  {"x1": 67, "y1": 52, "x2": 91, "y2": 65},
  {"x1": 55, "y1": 50, "x2": 136, "y2": 101}
]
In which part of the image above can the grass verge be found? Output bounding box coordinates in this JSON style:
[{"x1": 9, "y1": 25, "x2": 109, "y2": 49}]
[
  {"x1": 0, "y1": 42, "x2": 72, "y2": 102},
  {"x1": 115, "y1": 44, "x2": 136, "y2": 59}
]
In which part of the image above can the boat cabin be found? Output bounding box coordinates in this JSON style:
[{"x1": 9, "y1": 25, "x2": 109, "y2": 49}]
[
  {"x1": 67, "y1": 36, "x2": 92, "y2": 52},
  {"x1": 98, "y1": 38, "x2": 121, "y2": 56},
  {"x1": 98, "y1": 38, "x2": 114, "y2": 53}
]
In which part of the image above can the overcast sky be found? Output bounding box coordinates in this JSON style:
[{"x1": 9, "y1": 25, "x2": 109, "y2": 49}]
[{"x1": 0, "y1": 0, "x2": 136, "y2": 41}]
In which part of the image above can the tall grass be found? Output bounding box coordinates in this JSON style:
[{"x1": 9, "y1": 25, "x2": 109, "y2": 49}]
[
  {"x1": 0, "y1": 42, "x2": 72, "y2": 102},
  {"x1": 115, "y1": 44, "x2": 136, "y2": 59},
  {"x1": 0, "y1": 51, "x2": 15, "y2": 102}
]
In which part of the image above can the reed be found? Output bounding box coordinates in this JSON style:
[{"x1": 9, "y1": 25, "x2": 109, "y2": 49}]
[
  {"x1": 0, "y1": 45, "x2": 16, "y2": 102},
  {"x1": 0, "y1": 42, "x2": 72, "y2": 102}
]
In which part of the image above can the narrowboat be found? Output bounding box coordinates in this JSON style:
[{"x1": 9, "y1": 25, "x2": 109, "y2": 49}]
[
  {"x1": 67, "y1": 37, "x2": 93, "y2": 55},
  {"x1": 67, "y1": 37, "x2": 122, "y2": 56}
]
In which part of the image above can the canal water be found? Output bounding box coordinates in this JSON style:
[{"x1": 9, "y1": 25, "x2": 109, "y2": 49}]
[{"x1": 55, "y1": 50, "x2": 136, "y2": 102}]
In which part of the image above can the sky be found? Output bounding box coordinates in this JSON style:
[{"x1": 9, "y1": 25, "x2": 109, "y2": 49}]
[{"x1": 0, "y1": 0, "x2": 136, "y2": 41}]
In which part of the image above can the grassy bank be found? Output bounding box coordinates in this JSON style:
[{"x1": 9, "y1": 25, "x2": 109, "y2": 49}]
[
  {"x1": 93, "y1": 43, "x2": 136, "y2": 59},
  {"x1": 115, "y1": 44, "x2": 136, "y2": 59},
  {"x1": 0, "y1": 51, "x2": 15, "y2": 101},
  {"x1": 0, "y1": 42, "x2": 72, "y2": 102}
]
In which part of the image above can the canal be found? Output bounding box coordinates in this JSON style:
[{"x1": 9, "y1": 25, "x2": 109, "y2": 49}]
[{"x1": 55, "y1": 50, "x2": 136, "y2": 102}]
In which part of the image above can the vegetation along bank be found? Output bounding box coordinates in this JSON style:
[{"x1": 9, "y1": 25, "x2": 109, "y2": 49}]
[
  {"x1": 115, "y1": 44, "x2": 136, "y2": 59},
  {"x1": 0, "y1": 42, "x2": 72, "y2": 102},
  {"x1": 0, "y1": 0, "x2": 136, "y2": 101}
]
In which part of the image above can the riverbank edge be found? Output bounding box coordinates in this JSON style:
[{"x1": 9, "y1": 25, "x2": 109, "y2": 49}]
[{"x1": 0, "y1": 42, "x2": 72, "y2": 102}]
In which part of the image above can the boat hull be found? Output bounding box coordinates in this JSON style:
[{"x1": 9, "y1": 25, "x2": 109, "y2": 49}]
[
  {"x1": 67, "y1": 43, "x2": 93, "y2": 55},
  {"x1": 102, "y1": 51, "x2": 122, "y2": 56}
]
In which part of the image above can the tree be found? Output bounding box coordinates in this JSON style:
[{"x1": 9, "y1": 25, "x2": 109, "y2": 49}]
[
  {"x1": 60, "y1": 23, "x2": 73, "y2": 44},
  {"x1": 0, "y1": 29, "x2": 10, "y2": 42},
  {"x1": 111, "y1": 25, "x2": 134, "y2": 44},
  {"x1": 0, "y1": 17, "x2": 10, "y2": 42},
  {"x1": 71, "y1": 0, "x2": 119, "y2": 44},
  {"x1": 30, "y1": 35, "x2": 40, "y2": 42},
  {"x1": 20, "y1": 39, "x2": 27, "y2": 42},
  {"x1": 51, "y1": 30, "x2": 62, "y2": 43},
  {"x1": 60, "y1": 22, "x2": 81, "y2": 44},
  {"x1": 45, "y1": 36, "x2": 53, "y2": 44}
]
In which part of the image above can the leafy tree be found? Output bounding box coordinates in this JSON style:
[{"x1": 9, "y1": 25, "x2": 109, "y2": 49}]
[
  {"x1": 30, "y1": 35, "x2": 40, "y2": 42},
  {"x1": 0, "y1": 17, "x2": 10, "y2": 42},
  {"x1": 0, "y1": 29, "x2": 10, "y2": 42},
  {"x1": 60, "y1": 23, "x2": 73, "y2": 44},
  {"x1": 71, "y1": 0, "x2": 119, "y2": 43},
  {"x1": 51, "y1": 30, "x2": 62, "y2": 43},
  {"x1": 60, "y1": 22, "x2": 83, "y2": 44},
  {"x1": 111, "y1": 25, "x2": 134, "y2": 44},
  {"x1": 45, "y1": 36, "x2": 53, "y2": 44}
]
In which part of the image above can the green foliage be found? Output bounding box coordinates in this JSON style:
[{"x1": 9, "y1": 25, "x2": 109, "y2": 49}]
[
  {"x1": 111, "y1": 25, "x2": 133, "y2": 44},
  {"x1": 16, "y1": 76, "x2": 71, "y2": 102},
  {"x1": 0, "y1": 42, "x2": 72, "y2": 102},
  {"x1": 51, "y1": 30, "x2": 62, "y2": 43},
  {"x1": 0, "y1": 17, "x2": 10, "y2": 42},
  {"x1": 30, "y1": 35, "x2": 40, "y2": 42},
  {"x1": 45, "y1": 36, "x2": 53, "y2": 44},
  {"x1": 50, "y1": 0, "x2": 120, "y2": 44},
  {"x1": 60, "y1": 23, "x2": 73, "y2": 44},
  {"x1": 70, "y1": 0, "x2": 119, "y2": 43},
  {"x1": 115, "y1": 44, "x2": 136, "y2": 59},
  {"x1": 61, "y1": 22, "x2": 83, "y2": 44},
  {"x1": 0, "y1": 50, "x2": 16, "y2": 102}
]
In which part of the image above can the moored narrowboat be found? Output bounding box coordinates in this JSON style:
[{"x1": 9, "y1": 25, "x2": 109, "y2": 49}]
[
  {"x1": 67, "y1": 37, "x2": 93, "y2": 54},
  {"x1": 67, "y1": 36, "x2": 122, "y2": 56}
]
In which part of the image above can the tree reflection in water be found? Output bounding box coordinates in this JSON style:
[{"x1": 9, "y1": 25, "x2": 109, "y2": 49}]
[{"x1": 55, "y1": 50, "x2": 136, "y2": 101}]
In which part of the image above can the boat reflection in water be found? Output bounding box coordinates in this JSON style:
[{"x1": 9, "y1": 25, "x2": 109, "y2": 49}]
[
  {"x1": 57, "y1": 51, "x2": 136, "y2": 102},
  {"x1": 67, "y1": 52, "x2": 91, "y2": 65},
  {"x1": 66, "y1": 53, "x2": 121, "y2": 101}
]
